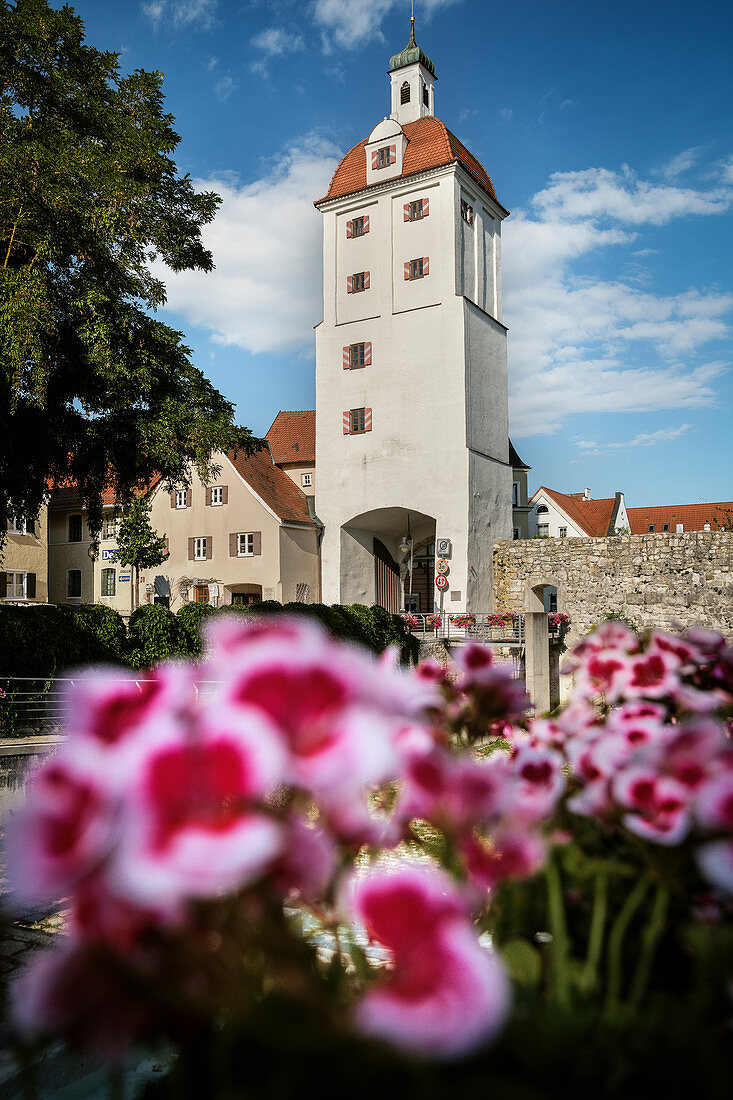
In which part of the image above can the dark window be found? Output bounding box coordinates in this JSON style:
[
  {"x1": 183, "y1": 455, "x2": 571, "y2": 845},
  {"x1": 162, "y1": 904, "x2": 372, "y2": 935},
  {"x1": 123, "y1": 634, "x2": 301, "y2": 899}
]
[
  {"x1": 409, "y1": 199, "x2": 424, "y2": 221},
  {"x1": 69, "y1": 514, "x2": 83, "y2": 542},
  {"x1": 648, "y1": 524, "x2": 655, "y2": 532},
  {"x1": 194, "y1": 585, "x2": 209, "y2": 604},
  {"x1": 662, "y1": 523, "x2": 669, "y2": 531},
  {"x1": 101, "y1": 568, "x2": 116, "y2": 596},
  {"x1": 350, "y1": 408, "x2": 366, "y2": 434},
  {"x1": 461, "y1": 198, "x2": 474, "y2": 224},
  {"x1": 350, "y1": 343, "x2": 366, "y2": 368},
  {"x1": 351, "y1": 216, "x2": 365, "y2": 237},
  {"x1": 409, "y1": 258, "x2": 424, "y2": 280},
  {"x1": 352, "y1": 271, "x2": 366, "y2": 292},
  {"x1": 422, "y1": 81, "x2": 429, "y2": 107},
  {"x1": 401, "y1": 80, "x2": 410, "y2": 105},
  {"x1": 536, "y1": 504, "x2": 549, "y2": 514},
  {"x1": 67, "y1": 570, "x2": 82, "y2": 598}
]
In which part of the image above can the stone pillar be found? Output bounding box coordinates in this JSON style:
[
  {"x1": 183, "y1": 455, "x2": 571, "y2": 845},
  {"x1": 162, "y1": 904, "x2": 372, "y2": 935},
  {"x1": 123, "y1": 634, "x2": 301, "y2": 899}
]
[{"x1": 525, "y1": 611, "x2": 550, "y2": 715}]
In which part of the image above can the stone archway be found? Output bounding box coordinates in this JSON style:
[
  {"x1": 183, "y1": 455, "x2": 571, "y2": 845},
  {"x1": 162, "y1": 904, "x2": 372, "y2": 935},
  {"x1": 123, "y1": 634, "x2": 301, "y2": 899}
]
[{"x1": 340, "y1": 507, "x2": 436, "y2": 610}]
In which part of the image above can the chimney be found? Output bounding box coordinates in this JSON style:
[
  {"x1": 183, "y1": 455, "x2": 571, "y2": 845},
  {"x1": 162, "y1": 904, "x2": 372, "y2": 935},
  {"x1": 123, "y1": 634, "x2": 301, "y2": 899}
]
[
  {"x1": 584, "y1": 488, "x2": 591, "y2": 501},
  {"x1": 704, "y1": 522, "x2": 711, "y2": 531}
]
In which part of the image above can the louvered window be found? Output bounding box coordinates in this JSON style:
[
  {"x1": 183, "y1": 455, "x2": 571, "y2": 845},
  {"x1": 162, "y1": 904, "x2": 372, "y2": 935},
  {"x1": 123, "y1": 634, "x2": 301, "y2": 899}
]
[{"x1": 401, "y1": 81, "x2": 410, "y2": 104}]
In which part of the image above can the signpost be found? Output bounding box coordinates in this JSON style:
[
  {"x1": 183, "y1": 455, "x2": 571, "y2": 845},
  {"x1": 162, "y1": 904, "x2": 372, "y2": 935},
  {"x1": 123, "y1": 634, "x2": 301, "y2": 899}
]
[{"x1": 435, "y1": 574, "x2": 449, "y2": 591}]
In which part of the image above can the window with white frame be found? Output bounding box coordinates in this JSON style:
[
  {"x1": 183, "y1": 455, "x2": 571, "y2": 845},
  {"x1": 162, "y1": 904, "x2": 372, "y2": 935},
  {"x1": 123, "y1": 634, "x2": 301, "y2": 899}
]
[
  {"x1": 559, "y1": 527, "x2": 567, "y2": 538},
  {"x1": 194, "y1": 537, "x2": 207, "y2": 560},
  {"x1": 301, "y1": 473, "x2": 312, "y2": 488},
  {"x1": 8, "y1": 515, "x2": 26, "y2": 535},
  {"x1": 237, "y1": 533, "x2": 254, "y2": 557},
  {"x1": 67, "y1": 569, "x2": 82, "y2": 598},
  {"x1": 210, "y1": 486, "x2": 223, "y2": 506},
  {"x1": 7, "y1": 572, "x2": 26, "y2": 598},
  {"x1": 103, "y1": 513, "x2": 120, "y2": 540},
  {"x1": 176, "y1": 490, "x2": 187, "y2": 509},
  {"x1": 101, "y1": 568, "x2": 116, "y2": 596},
  {"x1": 537, "y1": 524, "x2": 549, "y2": 538}
]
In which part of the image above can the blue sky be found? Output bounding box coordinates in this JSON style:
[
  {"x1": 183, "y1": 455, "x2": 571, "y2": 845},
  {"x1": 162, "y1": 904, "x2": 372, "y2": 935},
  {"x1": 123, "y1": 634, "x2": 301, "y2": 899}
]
[{"x1": 73, "y1": 0, "x2": 732, "y2": 507}]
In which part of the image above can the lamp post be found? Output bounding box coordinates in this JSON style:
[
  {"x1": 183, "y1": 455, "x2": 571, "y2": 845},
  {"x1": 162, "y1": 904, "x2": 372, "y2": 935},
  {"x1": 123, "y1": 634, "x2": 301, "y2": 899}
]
[{"x1": 398, "y1": 515, "x2": 414, "y2": 610}]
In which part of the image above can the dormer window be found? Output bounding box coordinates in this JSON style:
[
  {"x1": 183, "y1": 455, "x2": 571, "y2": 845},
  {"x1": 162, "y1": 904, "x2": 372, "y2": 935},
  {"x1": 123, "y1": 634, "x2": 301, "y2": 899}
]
[
  {"x1": 400, "y1": 80, "x2": 410, "y2": 105},
  {"x1": 373, "y1": 145, "x2": 395, "y2": 170}
]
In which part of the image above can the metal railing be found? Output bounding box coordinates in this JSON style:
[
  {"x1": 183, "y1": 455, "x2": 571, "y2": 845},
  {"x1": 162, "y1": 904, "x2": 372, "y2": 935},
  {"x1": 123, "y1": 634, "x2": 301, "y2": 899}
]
[
  {"x1": 405, "y1": 612, "x2": 525, "y2": 645},
  {"x1": 0, "y1": 677, "x2": 222, "y2": 738}
]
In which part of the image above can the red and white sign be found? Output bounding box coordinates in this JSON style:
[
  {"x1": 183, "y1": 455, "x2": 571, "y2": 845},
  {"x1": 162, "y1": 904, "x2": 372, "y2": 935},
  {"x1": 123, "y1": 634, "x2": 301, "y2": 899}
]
[{"x1": 435, "y1": 574, "x2": 449, "y2": 591}]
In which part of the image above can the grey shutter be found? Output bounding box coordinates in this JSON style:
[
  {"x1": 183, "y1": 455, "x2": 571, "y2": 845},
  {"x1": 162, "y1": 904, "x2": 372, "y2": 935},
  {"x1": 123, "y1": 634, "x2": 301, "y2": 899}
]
[
  {"x1": 188, "y1": 538, "x2": 195, "y2": 561},
  {"x1": 253, "y1": 532, "x2": 262, "y2": 556},
  {"x1": 205, "y1": 487, "x2": 212, "y2": 506},
  {"x1": 222, "y1": 486, "x2": 228, "y2": 505},
  {"x1": 170, "y1": 491, "x2": 176, "y2": 508},
  {"x1": 206, "y1": 537, "x2": 212, "y2": 560},
  {"x1": 26, "y1": 573, "x2": 36, "y2": 599},
  {"x1": 185, "y1": 489, "x2": 192, "y2": 507},
  {"x1": 0, "y1": 573, "x2": 6, "y2": 598},
  {"x1": 229, "y1": 533, "x2": 237, "y2": 557}
]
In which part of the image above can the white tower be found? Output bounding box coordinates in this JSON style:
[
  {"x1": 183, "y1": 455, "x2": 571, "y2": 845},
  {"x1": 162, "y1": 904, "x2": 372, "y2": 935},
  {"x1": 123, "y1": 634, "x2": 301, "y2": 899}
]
[{"x1": 314, "y1": 20, "x2": 512, "y2": 615}]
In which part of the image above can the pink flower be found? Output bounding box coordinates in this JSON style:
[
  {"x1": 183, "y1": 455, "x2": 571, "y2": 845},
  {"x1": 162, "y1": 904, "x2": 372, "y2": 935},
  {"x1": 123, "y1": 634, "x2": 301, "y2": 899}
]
[
  {"x1": 573, "y1": 650, "x2": 631, "y2": 703},
  {"x1": 626, "y1": 650, "x2": 682, "y2": 700},
  {"x1": 63, "y1": 665, "x2": 189, "y2": 751},
  {"x1": 5, "y1": 754, "x2": 114, "y2": 904},
  {"x1": 271, "y1": 815, "x2": 337, "y2": 902},
  {"x1": 346, "y1": 865, "x2": 509, "y2": 1058},
  {"x1": 399, "y1": 750, "x2": 506, "y2": 830},
  {"x1": 113, "y1": 708, "x2": 285, "y2": 907},
  {"x1": 460, "y1": 830, "x2": 545, "y2": 892},
  {"x1": 509, "y1": 746, "x2": 566, "y2": 824},
  {"x1": 613, "y1": 768, "x2": 691, "y2": 846},
  {"x1": 694, "y1": 772, "x2": 733, "y2": 831}
]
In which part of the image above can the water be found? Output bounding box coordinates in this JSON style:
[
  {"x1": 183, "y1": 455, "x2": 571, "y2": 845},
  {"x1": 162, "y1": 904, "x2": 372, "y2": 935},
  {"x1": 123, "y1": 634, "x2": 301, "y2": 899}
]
[{"x1": 0, "y1": 752, "x2": 48, "y2": 823}]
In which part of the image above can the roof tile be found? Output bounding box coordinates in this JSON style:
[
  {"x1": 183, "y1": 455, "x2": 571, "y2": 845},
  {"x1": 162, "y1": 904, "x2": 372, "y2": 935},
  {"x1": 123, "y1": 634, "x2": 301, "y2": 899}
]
[
  {"x1": 627, "y1": 502, "x2": 733, "y2": 534},
  {"x1": 316, "y1": 115, "x2": 506, "y2": 210},
  {"x1": 265, "y1": 410, "x2": 316, "y2": 465},
  {"x1": 227, "y1": 446, "x2": 316, "y2": 526}
]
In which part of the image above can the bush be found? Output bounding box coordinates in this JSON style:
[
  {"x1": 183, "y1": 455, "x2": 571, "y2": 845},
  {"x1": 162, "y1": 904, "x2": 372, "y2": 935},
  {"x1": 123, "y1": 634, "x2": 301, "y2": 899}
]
[
  {"x1": 72, "y1": 604, "x2": 128, "y2": 665},
  {"x1": 0, "y1": 604, "x2": 128, "y2": 677},
  {"x1": 176, "y1": 602, "x2": 218, "y2": 656},
  {"x1": 126, "y1": 604, "x2": 191, "y2": 669}
]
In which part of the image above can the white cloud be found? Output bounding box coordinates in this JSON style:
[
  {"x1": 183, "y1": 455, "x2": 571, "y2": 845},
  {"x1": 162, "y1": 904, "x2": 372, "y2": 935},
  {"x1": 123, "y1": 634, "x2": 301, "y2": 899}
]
[
  {"x1": 659, "y1": 147, "x2": 702, "y2": 179},
  {"x1": 156, "y1": 135, "x2": 340, "y2": 355},
  {"x1": 252, "y1": 27, "x2": 305, "y2": 56},
  {"x1": 505, "y1": 159, "x2": 733, "y2": 436},
  {"x1": 142, "y1": 0, "x2": 217, "y2": 30},
  {"x1": 313, "y1": 0, "x2": 462, "y2": 52},
  {"x1": 214, "y1": 75, "x2": 237, "y2": 101},
  {"x1": 575, "y1": 424, "x2": 694, "y2": 455}
]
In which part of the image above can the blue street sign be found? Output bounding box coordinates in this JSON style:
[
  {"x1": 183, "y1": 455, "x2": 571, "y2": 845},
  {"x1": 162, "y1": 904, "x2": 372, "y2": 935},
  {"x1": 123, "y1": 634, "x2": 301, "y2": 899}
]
[{"x1": 119, "y1": 575, "x2": 131, "y2": 582}]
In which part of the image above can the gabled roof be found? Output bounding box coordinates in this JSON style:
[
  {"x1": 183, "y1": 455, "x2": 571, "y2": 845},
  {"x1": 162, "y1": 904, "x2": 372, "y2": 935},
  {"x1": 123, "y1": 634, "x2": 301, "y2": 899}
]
[
  {"x1": 265, "y1": 410, "x2": 316, "y2": 465},
  {"x1": 627, "y1": 502, "x2": 733, "y2": 534},
  {"x1": 227, "y1": 446, "x2": 317, "y2": 527},
  {"x1": 533, "y1": 486, "x2": 616, "y2": 537},
  {"x1": 316, "y1": 115, "x2": 506, "y2": 211}
]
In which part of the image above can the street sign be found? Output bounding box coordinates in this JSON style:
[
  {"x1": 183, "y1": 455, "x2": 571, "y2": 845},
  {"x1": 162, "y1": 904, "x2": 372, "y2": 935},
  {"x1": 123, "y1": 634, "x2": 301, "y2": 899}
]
[
  {"x1": 119, "y1": 575, "x2": 130, "y2": 582},
  {"x1": 436, "y1": 559, "x2": 449, "y2": 575},
  {"x1": 436, "y1": 538, "x2": 452, "y2": 559},
  {"x1": 435, "y1": 574, "x2": 449, "y2": 591},
  {"x1": 101, "y1": 548, "x2": 116, "y2": 561}
]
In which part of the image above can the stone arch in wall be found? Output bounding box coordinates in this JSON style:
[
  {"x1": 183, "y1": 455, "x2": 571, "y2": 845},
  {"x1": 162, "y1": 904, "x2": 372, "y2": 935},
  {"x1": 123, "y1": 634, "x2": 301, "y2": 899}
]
[{"x1": 525, "y1": 576, "x2": 564, "y2": 612}]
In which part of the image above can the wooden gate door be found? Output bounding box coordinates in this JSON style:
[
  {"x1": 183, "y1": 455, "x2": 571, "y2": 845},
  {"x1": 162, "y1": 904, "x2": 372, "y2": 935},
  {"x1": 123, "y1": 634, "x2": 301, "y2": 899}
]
[{"x1": 373, "y1": 538, "x2": 401, "y2": 613}]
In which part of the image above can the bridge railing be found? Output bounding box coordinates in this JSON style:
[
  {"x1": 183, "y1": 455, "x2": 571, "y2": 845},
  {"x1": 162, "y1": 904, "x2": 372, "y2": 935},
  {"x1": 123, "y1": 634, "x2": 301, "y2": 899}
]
[{"x1": 404, "y1": 613, "x2": 525, "y2": 645}]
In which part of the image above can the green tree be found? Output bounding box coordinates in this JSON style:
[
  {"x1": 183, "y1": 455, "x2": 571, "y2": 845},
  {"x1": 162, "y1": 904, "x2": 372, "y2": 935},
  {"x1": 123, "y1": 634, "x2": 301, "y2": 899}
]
[
  {"x1": 0, "y1": 0, "x2": 259, "y2": 543},
  {"x1": 111, "y1": 490, "x2": 168, "y2": 610}
]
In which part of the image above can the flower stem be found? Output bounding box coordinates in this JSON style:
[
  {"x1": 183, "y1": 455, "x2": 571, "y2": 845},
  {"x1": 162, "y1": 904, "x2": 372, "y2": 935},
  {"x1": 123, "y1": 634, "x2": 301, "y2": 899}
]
[
  {"x1": 605, "y1": 877, "x2": 649, "y2": 1017},
  {"x1": 628, "y1": 883, "x2": 669, "y2": 1008},
  {"x1": 545, "y1": 854, "x2": 570, "y2": 1008},
  {"x1": 580, "y1": 867, "x2": 608, "y2": 994}
]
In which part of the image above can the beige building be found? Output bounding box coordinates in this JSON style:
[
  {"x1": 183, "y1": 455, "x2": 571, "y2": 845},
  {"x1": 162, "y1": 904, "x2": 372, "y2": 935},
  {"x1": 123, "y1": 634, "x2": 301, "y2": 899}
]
[
  {"x1": 0, "y1": 508, "x2": 49, "y2": 603},
  {"x1": 141, "y1": 443, "x2": 321, "y2": 610},
  {"x1": 48, "y1": 485, "x2": 136, "y2": 613},
  {"x1": 266, "y1": 411, "x2": 316, "y2": 499}
]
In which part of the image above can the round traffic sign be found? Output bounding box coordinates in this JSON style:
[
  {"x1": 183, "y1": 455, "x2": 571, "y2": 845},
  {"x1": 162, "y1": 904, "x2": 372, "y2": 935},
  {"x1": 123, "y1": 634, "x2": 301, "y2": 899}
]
[
  {"x1": 435, "y1": 559, "x2": 449, "y2": 576},
  {"x1": 435, "y1": 574, "x2": 449, "y2": 591}
]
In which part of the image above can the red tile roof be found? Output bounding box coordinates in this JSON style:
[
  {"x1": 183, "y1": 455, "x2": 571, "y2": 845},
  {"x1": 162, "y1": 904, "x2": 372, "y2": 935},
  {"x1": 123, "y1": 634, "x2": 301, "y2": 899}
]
[
  {"x1": 316, "y1": 116, "x2": 506, "y2": 211},
  {"x1": 49, "y1": 475, "x2": 160, "y2": 510},
  {"x1": 627, "y1": 502, "x2": 733, "y2": 534},
  {"x1": 227, "y1": 447, "x2": 316, "y2": 526},
  {"x1": 265, "y1": 410, "x2": 316, "y2": 465},
  {"x1": 534, "y1": 487, "x2": 617, "y2": 537}
]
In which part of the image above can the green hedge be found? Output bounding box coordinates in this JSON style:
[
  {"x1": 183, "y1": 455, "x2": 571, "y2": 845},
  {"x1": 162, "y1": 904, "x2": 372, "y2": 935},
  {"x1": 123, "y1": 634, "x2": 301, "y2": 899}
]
[{"x1": 0, "y1": 601, "x2": 418, "y2": 679}]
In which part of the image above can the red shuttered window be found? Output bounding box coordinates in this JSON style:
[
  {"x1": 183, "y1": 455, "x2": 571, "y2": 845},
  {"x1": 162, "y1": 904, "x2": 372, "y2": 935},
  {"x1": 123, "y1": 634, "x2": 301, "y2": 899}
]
[
  {"x1": 347, "y1": 271, "x2": 369, "y2": 294},
  {"x1": 405, "y1": 258, "x2": 429, "y2": 280}
]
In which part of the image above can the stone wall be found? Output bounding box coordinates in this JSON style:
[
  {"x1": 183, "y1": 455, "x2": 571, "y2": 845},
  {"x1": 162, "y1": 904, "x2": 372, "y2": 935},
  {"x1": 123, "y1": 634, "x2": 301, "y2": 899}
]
[{"x1": 493, "y1": 531, "x2": 733, "y2": 647}]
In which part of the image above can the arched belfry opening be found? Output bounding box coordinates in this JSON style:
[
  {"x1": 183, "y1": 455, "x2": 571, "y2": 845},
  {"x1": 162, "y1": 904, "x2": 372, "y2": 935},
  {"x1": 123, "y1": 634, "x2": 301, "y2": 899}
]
[{"x1": 400, "y1": 80, "x2": 410, "y2": 104}]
